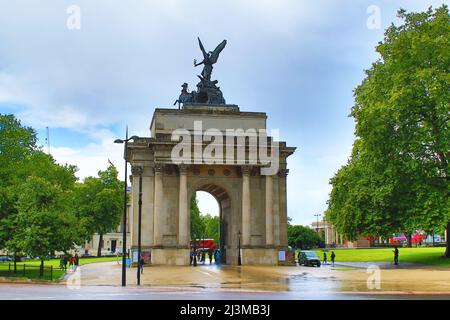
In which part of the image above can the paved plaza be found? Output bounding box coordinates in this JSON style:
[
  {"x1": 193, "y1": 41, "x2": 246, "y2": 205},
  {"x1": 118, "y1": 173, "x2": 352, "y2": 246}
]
[{"x1": 2, "y1": 261, "x2": 449, "y2": 299}]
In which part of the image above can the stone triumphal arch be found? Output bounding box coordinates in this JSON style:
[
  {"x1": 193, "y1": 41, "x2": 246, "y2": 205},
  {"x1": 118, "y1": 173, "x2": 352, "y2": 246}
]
[
  {"x1": 126, "y1": 38, "x2": 295, "y2": 265},
  {"x1": 127, "y1": 104, "x2": 295, "y2": 265}
]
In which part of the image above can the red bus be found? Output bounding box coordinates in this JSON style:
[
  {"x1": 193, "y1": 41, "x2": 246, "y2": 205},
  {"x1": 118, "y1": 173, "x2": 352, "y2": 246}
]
[{"x1": 190, "y1": 239, "x2": 218, "y2": 251}]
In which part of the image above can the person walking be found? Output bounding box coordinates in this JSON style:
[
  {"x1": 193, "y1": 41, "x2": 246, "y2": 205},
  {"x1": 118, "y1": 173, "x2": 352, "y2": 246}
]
[
  {"x1": 330, "y1": 251, "x2": 336, "y2": 267},
  {"x1": 215, "y1": 250, "x2": 220, "y2": 265},
  {"x1": 139, "y1": 256, "x2": 145, "y2": 274},
  {"x1": 59, "y1": 255, "x2": 65, "y2": 270},
  {"x1": 393, "y1": 246, "x2": 399, "y2": 265},
  {"x1": 323, "y1": 251, "x2": 327, "y2": 265},
  {"x1": 63, "y1": 255, "x2": 68, "y2": 270},
  {"x1": 74, "y1": 254, "x2": 79, "y2": 270},
  {"x1": 208, "y1": 250, "x2": 213, "y2": 265},
  {"x1": 69, "y1": 255, "x2": 75, "y2": 271},
  {"x1": 201, "y1": 250, "x2": 206, "y2": 265}
]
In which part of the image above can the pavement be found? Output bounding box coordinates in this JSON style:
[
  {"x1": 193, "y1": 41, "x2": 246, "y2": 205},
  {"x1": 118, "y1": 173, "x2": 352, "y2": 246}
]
[{"x1": 0, "y1": 261, "x2": 449, "y2": 299}]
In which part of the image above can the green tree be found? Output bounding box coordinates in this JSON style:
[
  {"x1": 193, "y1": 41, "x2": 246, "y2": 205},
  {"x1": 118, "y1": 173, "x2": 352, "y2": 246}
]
[
  {"x1": 74, "y1": 165, "x2": 123, "y2": 256},
  {"x1": 0, "y1": 114, "x2": 38, "y2": 250},
  {"x1": 288, "y1": 225, "x2": 324, "y2": 250},
  {"x1": 202, "y1": 214, "x2": 220, "y2": 243},
  {"x1": 190, "y1": 193, "x2": 205, "y2": 240},
  {"x1": 8, "y1": 173, "x2": 81, "y2": 274},
  {"x1": 327, "y1": 6, "x2": 450, "y2": 255}
]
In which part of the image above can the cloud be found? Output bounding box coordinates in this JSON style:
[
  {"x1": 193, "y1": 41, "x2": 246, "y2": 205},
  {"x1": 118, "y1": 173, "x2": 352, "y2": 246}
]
[{"x1": 50, "y1": 129, "x2": 125, "y2": 180}]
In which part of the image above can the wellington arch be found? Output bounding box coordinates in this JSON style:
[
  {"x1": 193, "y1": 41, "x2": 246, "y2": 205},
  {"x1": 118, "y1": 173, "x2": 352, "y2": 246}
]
[{"x1": 126, "y1": 39, "x2": 296, "y2": 265}]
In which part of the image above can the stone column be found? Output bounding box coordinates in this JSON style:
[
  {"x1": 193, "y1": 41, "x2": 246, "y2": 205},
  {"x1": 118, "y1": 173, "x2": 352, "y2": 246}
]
[
  {"x1": 242, "y1": 166, "x2": 251, "y2": 246},
  {"x1": 278, "y1": 169, "x2": 289, "y2": 247},
  {"x1": 178, "y1": 164, "x2": 189, "y2": 247},
  {"x1": 153, "y1": 163, "x2": 164, "y2": 246},
  {"x1": 265, "y1": 174, "x2": 274, "y2": 246}
]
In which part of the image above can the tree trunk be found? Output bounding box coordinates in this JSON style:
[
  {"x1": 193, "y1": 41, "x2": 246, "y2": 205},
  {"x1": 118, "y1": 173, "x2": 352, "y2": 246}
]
[
  {"x1": 13, "y1": 253, "x2": 17, "y2": 273},
  {"x1": 97, "y1": 234, "x2": 103, "y2": 257},
  {"x1": 445, "y1": 221, "x2": 450, "y2": 258},
  {"x1": 406, "y1": 233, "x2": 412, "y2": 248}
]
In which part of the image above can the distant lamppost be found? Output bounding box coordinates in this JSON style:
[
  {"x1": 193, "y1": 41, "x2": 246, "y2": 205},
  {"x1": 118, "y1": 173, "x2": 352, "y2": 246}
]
[
  {"x1": 193, "y1": 235, "x2": 197, "y2": 267},
  {"x1": 132, "y1": 165, "x2": 143, "y2": 285},
  {"x1": 114, "y1": 128, "x2": 139, "y2": 287},
  {"x1": 238, "y1": 230, "x2": 242, "y2": 266},
  {"x1": 314, "y1": 213, "x2": 321, "y2": 233}
]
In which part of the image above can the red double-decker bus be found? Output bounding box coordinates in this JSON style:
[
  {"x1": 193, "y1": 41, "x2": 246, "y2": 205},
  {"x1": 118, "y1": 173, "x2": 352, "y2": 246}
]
[{"x1": 190, "y1": 239, "x2": 218, "y2": 251}]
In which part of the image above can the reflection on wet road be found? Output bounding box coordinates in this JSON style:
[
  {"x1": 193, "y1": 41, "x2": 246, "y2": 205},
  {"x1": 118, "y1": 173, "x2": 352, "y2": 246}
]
[{"x1": 1, "y1": 261, "x2": 449, "y2": 299}]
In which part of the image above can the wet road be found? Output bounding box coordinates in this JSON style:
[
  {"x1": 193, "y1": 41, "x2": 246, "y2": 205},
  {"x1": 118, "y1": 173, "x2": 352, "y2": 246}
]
[{"x1": 1, "y1": 262, "x2": 449, "y2": 299}]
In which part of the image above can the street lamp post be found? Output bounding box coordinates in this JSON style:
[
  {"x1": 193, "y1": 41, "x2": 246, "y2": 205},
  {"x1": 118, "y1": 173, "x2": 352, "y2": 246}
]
[
  {"x1": 114, "y1": 128, "x2": 139, "y2": 287},
  {"x1": 132, "y1": 166, "x2": 143, "y2": 285},
  {"x1": 314, "y1": 213, "x2": 321, "y2": 233},
  {"x1": 193, "y1": 235, "x2": 197, "y2": 267},
  {"x1": 238, "y1": 231, "x2": 242, "y2": 266}
]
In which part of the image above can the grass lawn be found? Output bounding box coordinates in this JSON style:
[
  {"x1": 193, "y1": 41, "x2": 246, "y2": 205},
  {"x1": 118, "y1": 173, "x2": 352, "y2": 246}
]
[
  {"x1": 309, "y1": 247, "x2": 449, "y2": 267},
  {"x1": 0, "y1": 256, "x2": 119, "y2": 281}
]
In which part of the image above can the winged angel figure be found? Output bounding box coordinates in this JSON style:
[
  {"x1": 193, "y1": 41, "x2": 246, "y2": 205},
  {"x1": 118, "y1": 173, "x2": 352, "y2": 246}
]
[{"x1": 194, "y1": 37, "x2": 227, "y2": 81}]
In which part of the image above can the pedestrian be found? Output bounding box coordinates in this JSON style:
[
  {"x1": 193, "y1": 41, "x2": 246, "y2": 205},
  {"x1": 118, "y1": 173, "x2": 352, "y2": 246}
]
[
  {"x1": 298, "y1": 251, "x2": 302, "y2": 265},
  {"x1": 215, "y1": 250, "x2": 220, "y2": 265},
  {"x1": 139, "y1": 256, "x2": 145, "y2": 274},
  {"x1": 74, "y1": 254, "x2": 79, "y2": 269},
  {"x1": 69, "y1": 255, "x2": 75, "y2": 271},
  {"x1": 330, "y1": 251, "x2": 335, "y2": 267},
  {"x1": 190, "y1": 250, "x2": 193, "y2": 265},
  {"x1": 208, "y1": 250, "x2": 213, "y2": 264},
  {"x1": 201, "y1": 250, "x2": 206, "y2": 264},
  {"x1": 59, "y1": 255, "x2": 65, "y2": 269},
  {"x1": 323, "y1": 251, "x2": 327, "y2": 265},
  {"x1": 393, "y1": 246, "x2": 399, "y2": 265}
]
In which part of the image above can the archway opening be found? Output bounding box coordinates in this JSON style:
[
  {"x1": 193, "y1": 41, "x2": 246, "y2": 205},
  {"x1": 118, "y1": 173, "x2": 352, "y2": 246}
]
[{"x1": 190, "y1": 184, "x2": 231, "y2": 265}]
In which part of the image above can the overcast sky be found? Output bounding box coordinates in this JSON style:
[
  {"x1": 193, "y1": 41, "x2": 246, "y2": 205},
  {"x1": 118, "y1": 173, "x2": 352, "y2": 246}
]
[{"x1": 0, "y1": 0, "x2": 445, "y2": 226}]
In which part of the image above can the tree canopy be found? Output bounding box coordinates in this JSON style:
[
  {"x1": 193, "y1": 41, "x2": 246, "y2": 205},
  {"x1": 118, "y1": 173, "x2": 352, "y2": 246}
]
[{"x1": 326, "y1": 6, "x2": 449, "y2": 255}]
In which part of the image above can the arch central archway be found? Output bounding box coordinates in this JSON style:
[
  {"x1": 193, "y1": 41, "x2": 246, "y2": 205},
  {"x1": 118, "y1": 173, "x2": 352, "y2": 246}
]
[{"x1": 191, "y1": 183, "x2": 231, "y2": 264}]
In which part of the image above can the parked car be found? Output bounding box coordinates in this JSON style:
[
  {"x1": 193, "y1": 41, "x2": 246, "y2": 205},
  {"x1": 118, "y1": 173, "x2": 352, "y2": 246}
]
[
  {"x1": 0, "y1": 256, "x2": 12, "y2": 262},
  {"x1": 298, "y1": 251, "x2": 321, "y2": 267}
]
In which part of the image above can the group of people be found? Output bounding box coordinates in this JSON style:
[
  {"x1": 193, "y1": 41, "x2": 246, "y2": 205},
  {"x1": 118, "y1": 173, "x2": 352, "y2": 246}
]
[
  {"x1": 190, "y1": 249, "x2": 220, "y2": 265},
  {"x1": 59, "y1": 254, "x2": 79, "y2": 271},
  {"x1": 320, "y1": 251, "x2": 336, "y2": 266}
]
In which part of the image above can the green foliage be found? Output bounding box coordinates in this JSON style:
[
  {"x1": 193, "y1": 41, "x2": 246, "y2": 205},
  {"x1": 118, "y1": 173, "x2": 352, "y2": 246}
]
[
  {"x1": 327, "y1": 6, "x2": 450, "y2": 247},
  {"x1": 288, "y1": 225, "x2": 324, "y2": 250},
  {"x1": 203, "y1": 214, "x2": 220, "y2": 243},
  {"x1": 190, "y1": 194, "x2": 205, "y2": 239},
  {"x1": 190, "y1": 193, "x2": 220, "y2": 242},
  {"x1": 74, "y1": 165, "x2": 123, "y2": 240},
  {"x1": 0, "y1": 114, "x2": 38, "y2": 248},
  {"x1": 7, "y1": 174, "x2": 81, "y2": 259}
]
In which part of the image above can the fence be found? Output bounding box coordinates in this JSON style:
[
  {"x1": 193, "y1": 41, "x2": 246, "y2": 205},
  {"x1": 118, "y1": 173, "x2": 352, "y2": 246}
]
[{"x1": 0, "y1": 263, "x2": 64, "y2": 281}]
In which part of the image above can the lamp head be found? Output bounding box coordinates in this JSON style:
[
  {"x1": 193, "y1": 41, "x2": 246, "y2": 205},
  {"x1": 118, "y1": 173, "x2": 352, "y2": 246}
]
[{"x1": 114, "y1": 139, "x2": 124, "y2": 144}]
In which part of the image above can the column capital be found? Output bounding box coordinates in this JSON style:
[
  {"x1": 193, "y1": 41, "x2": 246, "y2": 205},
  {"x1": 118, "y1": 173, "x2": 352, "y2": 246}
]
[
  {"x1": 241, "y1": 165, "x2": 252, "y2": 176},
  {"x1": 131, "y1": 165, "x2": 143, "y2": 176},
  {"x1": 154, "y1": 163, "x2": 164, "y2": 173},
  {"x1": 278, "y1": 169, "x2": 289, "y2": 177},
  {"x1": 178, "y1": 164, "x2": 189, "y2": 174}
]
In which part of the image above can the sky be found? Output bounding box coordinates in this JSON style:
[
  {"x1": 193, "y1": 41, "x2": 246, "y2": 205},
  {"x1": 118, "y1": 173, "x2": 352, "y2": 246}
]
[{"x1": 0, "y1": 0, "x2": 446, "y2": 226}]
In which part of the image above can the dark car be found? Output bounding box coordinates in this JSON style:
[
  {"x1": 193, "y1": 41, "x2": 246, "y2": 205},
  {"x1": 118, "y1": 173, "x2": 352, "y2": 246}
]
[{"x1": 298, "y1": 251, "x2": 321, "y2": 267}]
